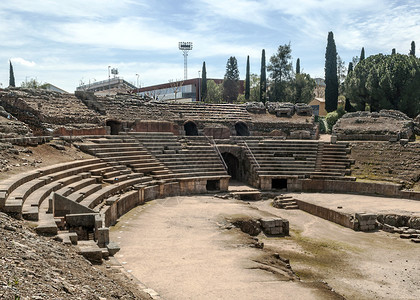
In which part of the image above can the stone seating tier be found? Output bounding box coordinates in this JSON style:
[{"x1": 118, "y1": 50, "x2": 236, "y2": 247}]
[
  {"x1": 128, "y1": 132, "x2": 229, "y2": 180},
  {"x1": 243, "y1": 138, "x2": 353, "y2": 181},
  {"x1": 77, "y1": 138, "x2": 175, "y2": 182},
  {"x1": 1, "y1": 159, "x2": 124, "y2": 220},
  {"x1": 95, "y1": 100, "x2": 252, "y2": 122}
]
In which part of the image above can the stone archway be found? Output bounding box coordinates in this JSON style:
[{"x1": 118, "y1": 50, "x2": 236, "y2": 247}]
[
  {"x1": 184, "y1": 121, "x2": 199, "y2": 136},
  {"x1": 106, "y1": 120, "x2": 122, "y2": 135},
  {"x1": 235, "y1": 121, "x2": 250, "y2": 136}
]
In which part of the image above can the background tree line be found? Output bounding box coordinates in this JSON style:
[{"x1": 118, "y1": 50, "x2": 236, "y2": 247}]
[{"x1": 203, "y1": 44, "x2": 316, "y2": 104}]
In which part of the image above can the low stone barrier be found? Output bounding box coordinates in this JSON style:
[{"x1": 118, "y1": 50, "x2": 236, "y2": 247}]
[
  {"x1": 296, "y1": 179, "x2": 403, "y2": 198},
  {"x1": 0, "y1": 136, "x2": 52, "y2": 146},
  {"x1": 295, "y1": 199, "x2": 355, "y2": 229}
]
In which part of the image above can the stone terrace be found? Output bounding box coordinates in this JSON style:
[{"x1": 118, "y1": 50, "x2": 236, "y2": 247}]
[
  {"x1": 0, "y1": 89, "x2": 104, "y2": 132},
  {"x1": 234, "y1": 137, "x2": 354, "y2": 188},
  {"x1": 94, "y1": 97, "x2": 252, "y2": 122}
]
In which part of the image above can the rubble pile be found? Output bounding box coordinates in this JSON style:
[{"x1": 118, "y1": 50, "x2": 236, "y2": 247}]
[{"x1": 0, "y1": 212, "x2": 147, "y2": 299}]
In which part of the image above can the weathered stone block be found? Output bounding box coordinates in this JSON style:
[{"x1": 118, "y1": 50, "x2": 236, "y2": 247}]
[{"x1": 106, "y1": 241, "x2": 120, "y2": 256}]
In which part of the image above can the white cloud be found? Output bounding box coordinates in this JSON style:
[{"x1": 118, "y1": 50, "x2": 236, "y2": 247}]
[
  {"x1": 11, "y1": 57, "x2": 36, "y2": 67},
  {"x1": 198, "y1": 0, "x2": 270, "y2": 27},
  {"x1": 0, "y1": 0, "x2": 147, "y2": 19}
]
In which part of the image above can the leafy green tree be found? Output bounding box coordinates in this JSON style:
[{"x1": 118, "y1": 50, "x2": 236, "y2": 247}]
[
  {"x1": 245, "y1": 55, "x2": 250, "y2": 100},
  {"x1": 337, "y1": 55, "x2": 346, "y2": 83},
  {"x1": 344, "y1": 53, "x2": 420, "y2": 117},
  {"x1": 206, "y1": 80, "x2": 223, "y2": 103},
  {"x1": 296, "y1": 58, "x2": 300, "y2": 74},
  {"x1": 410, "y1": 41, "x2": 416, "y2": 57},
  {"x1": 260, "y1": 49, "x2": 267, "y2": 103},
  {"x1": 325, "y1": 31, "x2": 338, "y2": 112},
  {"x1": 267, "y1": 43, "x2": 292, "y2": 102},
  {"x1": 223, "y1": 56, "x2": 240, "y2": 103},
  {"x1": 9, "y1": 61, "x2": 15, "y2": 87},
  {"x1": 201, "y1": 62, "x2": 207, "y2": 101},
  {"x1": 292, "y1": 73, "x2": 316, "y2": 104},
  {"x1": 249, "y1": 74, "x2": 260, "y2": 102},
  {"x1": 360, "y1": 47, "x2": 365, "y2": 61}
]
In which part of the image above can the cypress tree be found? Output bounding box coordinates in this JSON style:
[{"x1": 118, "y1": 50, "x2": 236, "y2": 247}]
[
  {"x1": 201, "y1": 62, "x2": 207, "y2": 101},
  {"x1": 410, "y1": 41, "x2": 416, "y2": 56},
  {"x1": 223, "y1": 56, "x2": 240, "y2": 103},
  {"x1": 360, "y1": 47, "x2": 365, "y2": 61},
  {"x1": 296, "y1": 58, "x2": 300, "y2": 74},
  {"x1": 245, "y1": 56, "x2": 250, "y2": 100},
  {"x1": 325, "y1": 31, "x2": 338, "y2": 112},
  {"x1": 347, "y1": 62, "x2": 353, "y2": 74},
  {"x1": 9, "y1": 60, "x2": 15, "y2": 87},
  {"x1": 260, "y1": 49, "x2": 266, "y2": 104},
  {"x1": 392, "y1": 48, "x2": 396, "y2": 55}
]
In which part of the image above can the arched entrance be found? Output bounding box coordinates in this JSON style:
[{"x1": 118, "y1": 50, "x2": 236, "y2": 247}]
[
  {"x1": 184, "y1": 121, "x2": 198, "y2": 136},
  {"x1": 235, "y1": 122, "x2": 250, "y2": 136},
  {"x1": 222, "y1": 152, "x2": 240, "y2": 180},
  {"x1": 106, "y1": 120, "x2": 122, "y2": 135}
]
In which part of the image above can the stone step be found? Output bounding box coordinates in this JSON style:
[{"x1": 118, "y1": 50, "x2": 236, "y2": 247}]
[
  {"x1": 96, "y1": 151, "x2": 149, "y2": 158},
  {"x1": 284, "y1": 205, "x2": 299, "y2": 210},
  {"x1": 103, "y1": 169, "x2": 131, "y2": 179},
  {"x1": 90, "y1": 147, "x2": 146, "y2": 153}
]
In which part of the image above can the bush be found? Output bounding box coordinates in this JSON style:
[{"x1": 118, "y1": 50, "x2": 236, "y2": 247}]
[
  {"x1": 326, "y1": 111, "x2": 339, "y2": 133},
  {"x1": 315, "y1": 116, "x2": 327, "y2": 134}
]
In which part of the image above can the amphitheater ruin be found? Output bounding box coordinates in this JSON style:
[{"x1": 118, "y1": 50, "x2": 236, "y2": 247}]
[{"x1": 1, "y1": 88, "x2": 420, "y2": 299}]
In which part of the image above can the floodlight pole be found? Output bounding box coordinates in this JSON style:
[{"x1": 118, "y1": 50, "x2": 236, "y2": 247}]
[
  {"x1": 178, "y1": 42, "x2": 193, "y2": 80},
  {"x1": 182, "y1": 50, "x2": 188, "y2": 80},
  {"x1": 136, "y1": 74, "x2": 139, "y2": 88}
]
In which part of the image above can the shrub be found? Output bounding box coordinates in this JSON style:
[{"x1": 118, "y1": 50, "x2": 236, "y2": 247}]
[
  {"x1": 315, "y1": 116, "x2": 327, "y2": 134},
  {"x1": 326, "y1": 111, "x2": 339, "y2": 133}
]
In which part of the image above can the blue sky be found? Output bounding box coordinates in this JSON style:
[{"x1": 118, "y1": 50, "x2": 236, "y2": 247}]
[{"x1": 0, "y1": 0, "x2": 419, "y2": 92}]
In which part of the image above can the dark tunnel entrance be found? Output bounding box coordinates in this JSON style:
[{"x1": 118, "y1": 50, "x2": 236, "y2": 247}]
[
  {"x1": 222, "y1": 152, "x2": 240, "y2": 180},
  {"x1": 235, "y1": 122, "x2": 250, "y2": 136},
  {"x1": 106, "y1": 120, "x2": 122, "y2": 135},
  {"x1": 184, "y1": 121, "x2": 199, "y2": 136}
]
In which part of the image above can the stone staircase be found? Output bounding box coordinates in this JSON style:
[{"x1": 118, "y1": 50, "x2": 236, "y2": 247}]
[
  {"x1": 272, "y1": 195, "x2": 299, "y2": 210},
  {"x1": 128, "y1": 132, "x2": 229, "y2": 180},
  {"x1": 77, "y1": 136, "x2": 174, "y2": 181},
  {"x1": 239, "y1": 137, "x2": 354, "y2": 181}
]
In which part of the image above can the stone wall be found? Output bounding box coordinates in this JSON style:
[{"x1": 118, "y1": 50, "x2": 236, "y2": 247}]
[
  {"x1": 0, "y1": 88, "x2": 104, "y2": 135},
  {"x1": 54, "y1": 127, "x2": 107, "y2": 136},
  {"x1": 131, "y1": 120, "x2": 179, "y2": 134},
  {"x1": 349, "y1": 141, "x2": 420, "y2": 189}
]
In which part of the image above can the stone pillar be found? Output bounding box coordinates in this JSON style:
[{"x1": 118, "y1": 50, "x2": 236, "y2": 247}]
[{"x1": 97, "y1": 227, "x2": 110, "y2": 248}]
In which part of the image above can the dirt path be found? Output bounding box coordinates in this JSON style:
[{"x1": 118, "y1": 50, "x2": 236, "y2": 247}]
[{"x1": 110, "y1": 196, "x2": 342, "y2": 299}]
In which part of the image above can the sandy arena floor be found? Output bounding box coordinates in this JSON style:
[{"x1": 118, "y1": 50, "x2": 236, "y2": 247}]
[{"x1": 110, "y1": 194, "x2": 420, "y2": 300}]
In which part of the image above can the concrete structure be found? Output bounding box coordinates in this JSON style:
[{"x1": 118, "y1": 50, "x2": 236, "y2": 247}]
[
  {"x1": 76, "y1": 78, "x2": 136, "y2": 94},
  {"x1": 133, "y1": 78, "x2": 244, "y2": 102}
]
